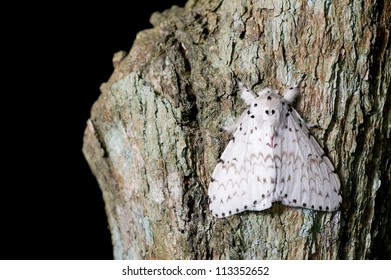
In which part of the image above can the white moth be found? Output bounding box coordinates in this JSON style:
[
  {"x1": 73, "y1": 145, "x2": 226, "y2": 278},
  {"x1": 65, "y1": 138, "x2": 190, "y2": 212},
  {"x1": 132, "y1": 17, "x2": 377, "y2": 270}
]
[{"x1": 208, "y1": 79, "x2": 342, "y2": 218}]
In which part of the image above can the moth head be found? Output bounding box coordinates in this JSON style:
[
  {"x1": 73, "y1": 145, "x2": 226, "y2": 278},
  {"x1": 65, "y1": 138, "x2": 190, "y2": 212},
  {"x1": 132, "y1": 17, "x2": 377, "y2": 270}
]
[
  {"x1": 250, "y1": 92, "x2": 283, "y2": 141},
  {"x1": 257, "y1": 87, "x2": 278, "y2": 97}
]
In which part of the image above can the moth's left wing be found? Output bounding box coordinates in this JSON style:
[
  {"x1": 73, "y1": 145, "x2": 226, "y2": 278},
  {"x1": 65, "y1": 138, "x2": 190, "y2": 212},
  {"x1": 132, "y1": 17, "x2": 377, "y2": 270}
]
[{"x1": 208, "y1": 109, "x2": 276, "y2": 218}]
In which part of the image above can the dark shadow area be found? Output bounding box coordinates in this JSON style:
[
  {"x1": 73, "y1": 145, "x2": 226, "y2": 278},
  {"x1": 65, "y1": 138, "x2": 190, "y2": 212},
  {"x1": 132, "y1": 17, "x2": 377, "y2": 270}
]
[{"x1": 1, "y1": 0, "x2": 187, "y2": 260}]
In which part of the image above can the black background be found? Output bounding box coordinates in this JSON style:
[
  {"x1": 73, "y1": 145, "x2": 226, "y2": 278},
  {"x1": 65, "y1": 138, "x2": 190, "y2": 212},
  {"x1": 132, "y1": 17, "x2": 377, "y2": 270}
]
[{"x1": 1, "y1": 0, "x2": 187, "y2": 260}]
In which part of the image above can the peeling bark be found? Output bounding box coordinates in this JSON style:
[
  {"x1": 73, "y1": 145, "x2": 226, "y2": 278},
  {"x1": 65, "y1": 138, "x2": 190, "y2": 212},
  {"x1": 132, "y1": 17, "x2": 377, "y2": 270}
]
[{"x1": 83, "y1": 0, "x2": 390, "y2": 259}]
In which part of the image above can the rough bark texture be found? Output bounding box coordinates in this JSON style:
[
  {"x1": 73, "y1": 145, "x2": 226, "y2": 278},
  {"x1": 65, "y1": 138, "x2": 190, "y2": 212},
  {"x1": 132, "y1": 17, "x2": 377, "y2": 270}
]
[{"x1": 82, "y1": 0, "x2": 390, "y2": 259}]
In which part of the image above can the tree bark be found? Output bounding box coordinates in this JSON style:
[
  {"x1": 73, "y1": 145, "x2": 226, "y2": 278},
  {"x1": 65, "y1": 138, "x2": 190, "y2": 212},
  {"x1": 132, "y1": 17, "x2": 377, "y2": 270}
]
[{"x1": 82, "y1": 0, "x2": 390, "y2": 259}]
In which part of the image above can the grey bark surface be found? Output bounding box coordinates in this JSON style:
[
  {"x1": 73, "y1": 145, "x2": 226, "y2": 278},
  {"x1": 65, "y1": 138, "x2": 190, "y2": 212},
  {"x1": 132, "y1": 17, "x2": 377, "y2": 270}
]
[{"x1": 82, "y1": 0, "x2": 390, "y2": 259}]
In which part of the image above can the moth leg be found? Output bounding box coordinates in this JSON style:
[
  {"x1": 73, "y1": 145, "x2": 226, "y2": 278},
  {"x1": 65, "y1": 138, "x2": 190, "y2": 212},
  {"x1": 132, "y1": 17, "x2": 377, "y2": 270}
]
[
  {"x1": 306, "y1": 122, "x2": 319, "y2": 129},
  {"x1": 221, "y1": 110, "x2": 247, "y2": 133},
  {"x1": 221, "y1": 122, "x2": 238, "y2": 133}
]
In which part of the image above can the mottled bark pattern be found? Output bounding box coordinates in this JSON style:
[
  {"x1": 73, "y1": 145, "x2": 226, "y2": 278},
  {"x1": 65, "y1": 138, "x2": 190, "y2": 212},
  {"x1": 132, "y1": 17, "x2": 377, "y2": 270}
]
[{"x1": 83, "y1": 0, "x2": 390, "y2": 259}]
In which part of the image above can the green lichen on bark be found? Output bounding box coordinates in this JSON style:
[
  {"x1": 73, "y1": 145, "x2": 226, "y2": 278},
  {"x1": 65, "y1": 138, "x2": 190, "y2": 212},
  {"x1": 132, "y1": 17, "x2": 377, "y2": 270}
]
[{"x1": 83, "y1": 0, "x2": 390, "y2": 259}]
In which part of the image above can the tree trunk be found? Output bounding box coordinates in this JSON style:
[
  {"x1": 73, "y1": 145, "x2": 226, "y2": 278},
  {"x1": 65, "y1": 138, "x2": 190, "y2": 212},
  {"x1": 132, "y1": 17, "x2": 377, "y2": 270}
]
[{"x1": 82, "y1": 0, "x2": 390, "y2": 259}]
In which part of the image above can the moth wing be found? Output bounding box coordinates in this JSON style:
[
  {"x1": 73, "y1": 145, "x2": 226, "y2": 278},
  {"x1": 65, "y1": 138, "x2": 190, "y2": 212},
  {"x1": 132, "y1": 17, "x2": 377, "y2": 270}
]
[
  {"x1": 208, "y1": 113, "x2": 276, "y2": 218},
  {"x1": 276, "y1": 109, "x2": 342, "y2": 211}
]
